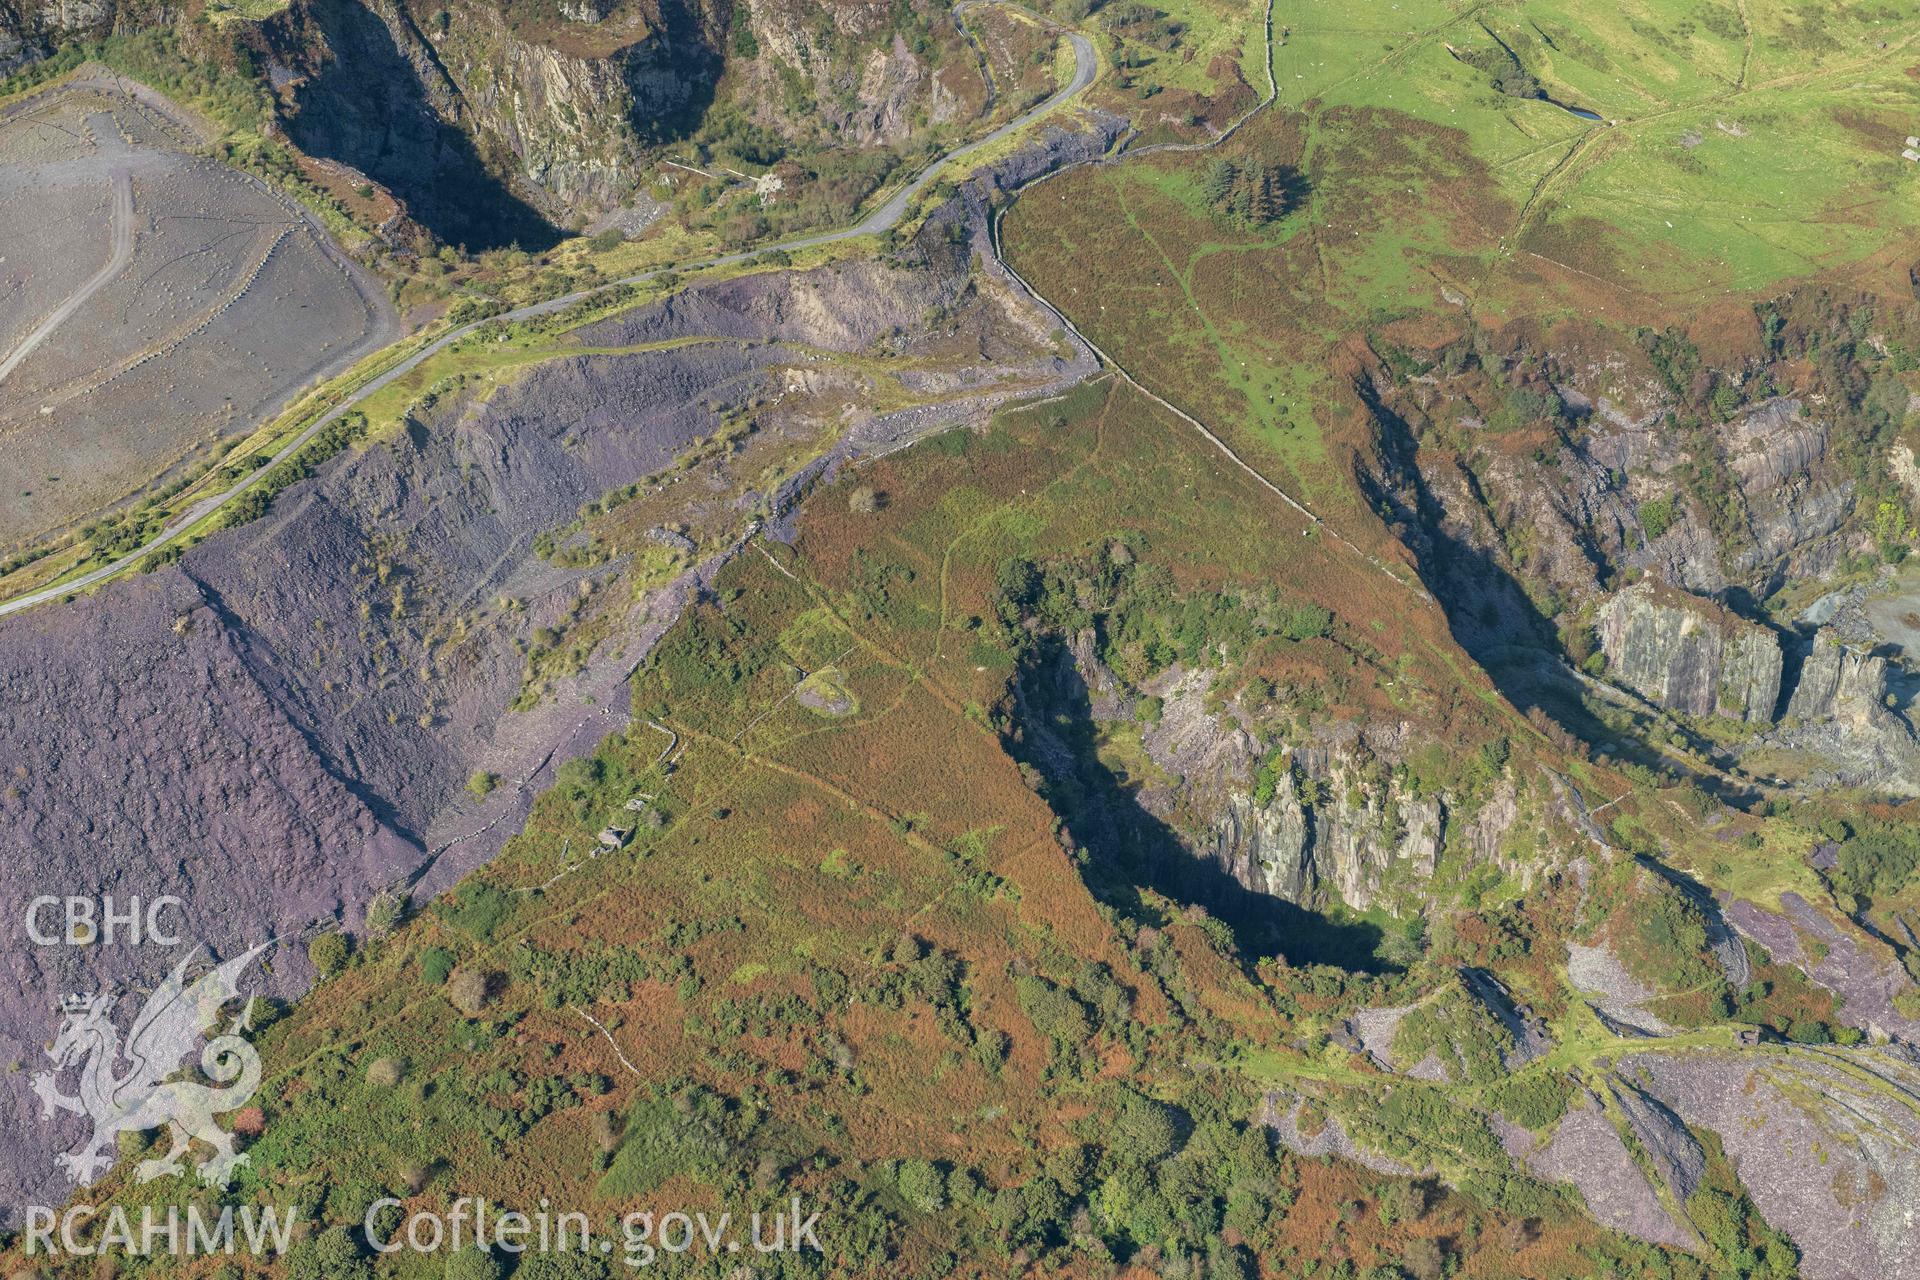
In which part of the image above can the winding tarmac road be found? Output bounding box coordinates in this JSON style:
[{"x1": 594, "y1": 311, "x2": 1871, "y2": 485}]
[{"x1": 0, "y1": 22, "x2": 1095, "y2": 620}]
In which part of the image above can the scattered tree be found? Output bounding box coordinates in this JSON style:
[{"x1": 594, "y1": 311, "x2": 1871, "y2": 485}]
[
  {"x1": 365, "y1": 890, "x2": 407, "y2": 939},
  {"x1": 449, "y1": 967, "x2": 496, "y2": 1016},
  {"x1": 367, "y1": 1057, "x2": 408, "y2": 1088}
]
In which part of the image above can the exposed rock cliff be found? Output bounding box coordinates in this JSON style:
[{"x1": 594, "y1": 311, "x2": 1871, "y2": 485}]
[
  {"x1": 1596, "y1": 580, "x2": 1781, "y2": 722},
  {"x1": 413, "y1": 0, "x2": 712, "y2": 213},
  {"x1": 1131, "y1": 668, "x2": 1518, "y2": 914},
  {"x1": 249, "y1": 0, "x2": 716, "y2": 244},
  {"x1": 1766, "y1": 628, "x2": 1920, "y2": 792},
  {"x1": 1789, "y1": 628, "x2": 1897, "y2": 721},
  {"x1": 8, "y1": 0, "x2": 989, "y2": 244},
  {"x1": 1360, "y1": 327, "x2": 1917, "y2": 794},
  {"x1": 0, "y1": 0, "x2": 153, "y2": 72},
  {"x1": 740, "y1": 3, "x2": 970, "y2": 147},
  {"x1": 1720, "y1": 398, "x2": 1855, "y2": 586}
]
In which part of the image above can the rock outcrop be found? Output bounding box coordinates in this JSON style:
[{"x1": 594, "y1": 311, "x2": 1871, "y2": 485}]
[
  {"x1": 1597, "y1": 580, "x2": 1781, "y2": 722},
  {"x1": 741, "y1": 8, "x2": 963, "y2": 147},
  {"x1": 418, "y1": 0, "x2": 713, "y2": 214},
  {"x1": 1132, "y1": 669, "x2": 1510, "y2": 913}
]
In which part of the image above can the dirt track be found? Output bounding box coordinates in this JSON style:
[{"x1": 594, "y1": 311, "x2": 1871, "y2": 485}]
[{"x1": 0, "y1": 163, "x2": 131, "y2": 385}]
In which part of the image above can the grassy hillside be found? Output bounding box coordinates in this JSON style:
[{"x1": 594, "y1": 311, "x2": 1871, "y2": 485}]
[
  {"x1": 1005, "y1": 0, "x2": 1920, "y2": 537},
  {"x1": 2, "y1": 382, "x2": 1704, "y2": 1280}
]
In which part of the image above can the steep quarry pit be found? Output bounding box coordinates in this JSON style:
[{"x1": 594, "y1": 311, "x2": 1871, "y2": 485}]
[
  {"x1": 1130, "y1": 667, "x2": 1528, "y2": 916},
  {"x1": 1365, "y1": 355, "x2": 1918, "y2": 798},
  {"x1": 0, "y1": 129, "x2": 1107, "y2": 1215},
  {"x1": 245, "y1": 0, "x2": 1032, "y2": 244},
  {"x1": 1759, "y1": 566, "x2": 1920, "y2": 793}
]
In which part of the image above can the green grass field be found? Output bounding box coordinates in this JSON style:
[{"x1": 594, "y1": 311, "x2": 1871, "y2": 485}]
[{"x1": 1278, "y1": 0, "x2": 1920, "y2": 300}]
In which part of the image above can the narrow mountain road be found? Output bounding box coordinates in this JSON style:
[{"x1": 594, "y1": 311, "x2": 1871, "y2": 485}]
[
  {"x1": 985, "y1": 0, "x2": 1432, "y2": 601},
  {"x1": 0, "y1": 168, "x2": 133, "y2": 386},
  {"x1": 0, "y1": 18, "x2": 1096, "y2": 620}
]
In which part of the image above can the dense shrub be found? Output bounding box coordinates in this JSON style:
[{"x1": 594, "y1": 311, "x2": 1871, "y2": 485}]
[
  {"x1": 1837, "y1": 820, "x2": 1920, "y2": 896},
  {"x1": 308, "y1": 932, "x2": 350, "y2": 978},
  {"x1": 438, "y1": 881, "x2": 515, "y2": 942},
  {"x1": 419, "y1": 946, "x2": 457, "y2": 985}
]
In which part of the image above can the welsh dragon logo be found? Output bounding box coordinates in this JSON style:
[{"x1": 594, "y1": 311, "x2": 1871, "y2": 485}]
[{"x1": 31, "y1": 943, "x2": 267, "y2": 1188}]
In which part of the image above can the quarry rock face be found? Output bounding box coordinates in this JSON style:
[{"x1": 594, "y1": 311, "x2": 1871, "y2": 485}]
[
  {"x1": 386, "y1": 0, "x2": 716, "y2": 213},
  {"x1": 4, "y1": 0, "x2": 715, "y2": 235},
  {"x1": 9, "y1": 0, "x2": 992, "y2": 241},
  {"x1": 254, "y1": 0, "x2": 590, "y2": 246},
  {"x1": 1789, "y1": 628, "x2": 1899, "y2": 721},
  {"x1": 242, "y1": 0, "x2": 999, "y2": 240},
  {"x1": 1363, "y1": 366, "x2": 1919, "y2": 792},
  {"x1": 1765, "y1": 627, "x2": 1920, "y2": 792},
  {"x1": 1202, "y1": 787, "x2": 1316, "y2": 904},
  {"x1": 1598, "y1": 580, "x2": 1782, "y2": 722},
  {"x1": 1721, "y1": 399, "x2": 1856, "y2": 585},
  {"x1": 1374, "y1": 387, "x2": 1862, "y2": 616},
  {"x1": 1575, "y1": 398, "x2": 1856, "y2": 598},
  {"x1": 0, "y1": 0, "x2": 136, "y2": 71},
  {"x1": 1130, "y1": 670, "x2": 1508, "y2": 913}
]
